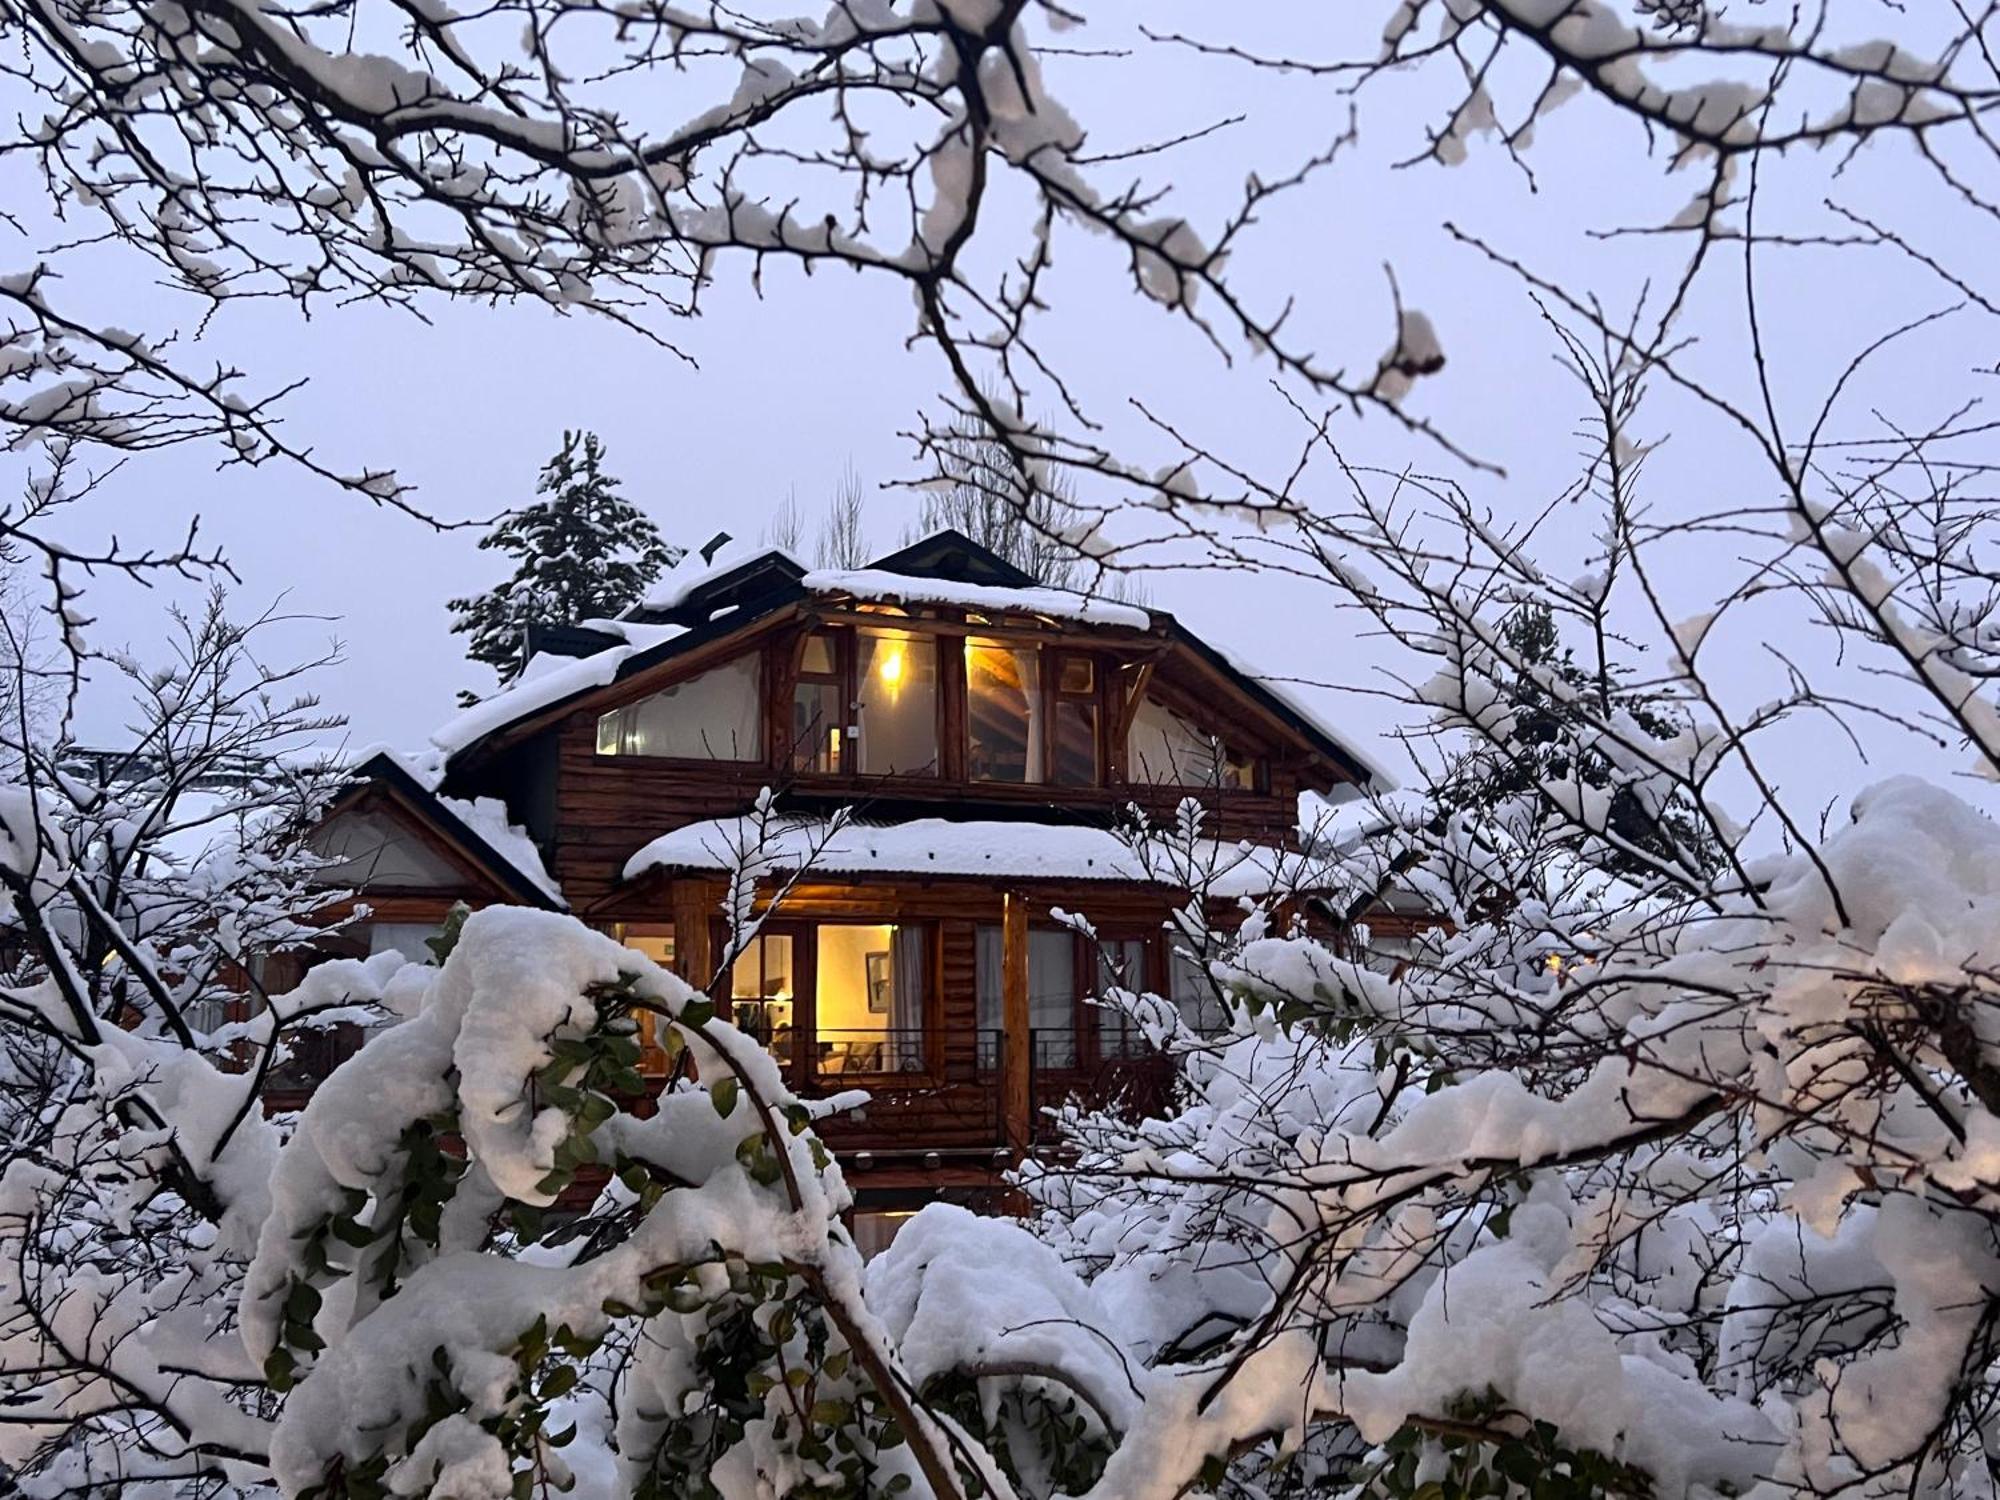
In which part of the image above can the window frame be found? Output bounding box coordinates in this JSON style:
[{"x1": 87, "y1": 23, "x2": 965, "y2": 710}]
[
  {"x1": 1121, "y1": 689, "x2": 1267, "y2": 793},
  {"x1": 788, "y1": 623, "x2": 946, "y2": 781},
  {"x1": 711, "y1": 916, "x2": 942, "y2": 1087},
  {"x1": 974, "y1": 922, "x2": 1162, "y2": 1072},
  {"x1": 962, "y1": 637, "x2": 1111, "y2": 790},
  {"x1": 591, "y1": 653, "x2": 767, "y2": 765}
]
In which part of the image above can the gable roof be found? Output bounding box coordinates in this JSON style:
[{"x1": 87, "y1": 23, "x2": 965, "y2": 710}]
[
  {"x1": 330, "y1": 751, "x2": 567, "y2": 909},
  {"x1": 423, "y1": 528, "x2": 1391, "y2": 793}
]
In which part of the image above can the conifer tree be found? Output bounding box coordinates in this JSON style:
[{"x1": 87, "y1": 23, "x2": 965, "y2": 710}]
[
  {"x1": 1435, "y1": 600, "x2": 1724, "y2": 883},
  {"x1": 448, "y1": 431, "x2": 680, "y2": 699}
]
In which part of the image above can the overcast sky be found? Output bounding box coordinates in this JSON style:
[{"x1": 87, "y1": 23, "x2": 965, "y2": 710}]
[{"x1": 8, "y1": 3, "x2": 1985, "y2": 828}]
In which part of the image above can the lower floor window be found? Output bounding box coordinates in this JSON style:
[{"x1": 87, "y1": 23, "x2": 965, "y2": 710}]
[
  {"x1": 975, "y1": 925, "x2": 1158, "y2": 1069},
  {"x1": 716, "y1": 923, "x2": 930, "y2": 1078},
  {"x1": 812, "y1": 923, "x2": 928, "y2": 1074}
]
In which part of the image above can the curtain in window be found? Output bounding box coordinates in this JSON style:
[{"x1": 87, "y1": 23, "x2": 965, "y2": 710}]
[
  {"x1": 1095, "y1": 937, "x2": 1150, "y2": 1059},
  {"x1": 890, "y1": 925, "x2": 926, "y2": 1071},
  {"x1": 1169, "y1": 946, "x2": 1230, "y2": 1034},
  {"x1": 974, "y1": 925, "x2": 1003, "y2": 1071},
  {"x1": 1028, "y1": 929, "x2": 1077, "y2": 1068}
]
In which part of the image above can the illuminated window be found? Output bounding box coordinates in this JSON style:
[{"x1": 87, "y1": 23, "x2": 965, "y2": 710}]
[
  {"x1": 613, "y1": 923, "x2": 676, "y2": 1074},
  {"x1": 965, "y1": 642, "x2": 1101, "y2": 786},
  {"x1": 728, "y1": 933, "x2": 795, "y2": 1067},
  {"x1": 791, "y1": 631, "x2": 845, "y2": 774},
  {"x1": 855, "y1": 628, "x2": 937, "y2": 777},
  {"x1": 813, "y1": 923, "x2": 929, "y2": 1076},
  {"x1": 966, "y1": 637, "x2": 1042, "y2": 782},
  {"x1": 596, "y1": 657, "x2": 762, "y2": 760}
]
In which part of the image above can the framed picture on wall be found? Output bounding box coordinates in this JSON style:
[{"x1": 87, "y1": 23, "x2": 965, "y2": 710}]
[{"x1": 865, "y1": 951, "x2": 891, "y2": 1014}]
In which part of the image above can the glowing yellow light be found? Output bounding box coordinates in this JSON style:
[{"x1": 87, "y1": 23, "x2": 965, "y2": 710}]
[{"x1": 878, "y1": 643, "x2": 906, "y2": 685}]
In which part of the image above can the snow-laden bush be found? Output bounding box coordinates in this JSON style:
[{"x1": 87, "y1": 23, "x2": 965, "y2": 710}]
[{"x1": 234, "y1": 763, "x2": 2000, "y2": 1500}]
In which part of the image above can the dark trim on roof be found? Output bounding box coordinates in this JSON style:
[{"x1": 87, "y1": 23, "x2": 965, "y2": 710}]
[
  {"x1": 1159, "y1": 617, "x2": 1382, "y2": 790},
  {"x1": 866, "y1": 528, "x2": 1038, "y2": 589},
  {"x1": 627, "y1": 550, "x2": 807, "y2": 628},
  {"x1": 524, "y1": 622, "x2": 627, "y2": 662},
  {"x1": 340, "y1": 752, "x2": 567, "y2": 910}
]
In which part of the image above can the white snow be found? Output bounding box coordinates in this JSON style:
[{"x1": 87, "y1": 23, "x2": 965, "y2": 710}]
[{"x1": 625, "y1": 813, "x2": 1347, "y2": 898}]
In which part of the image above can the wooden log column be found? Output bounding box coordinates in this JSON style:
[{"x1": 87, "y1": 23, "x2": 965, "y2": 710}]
[
  {"x1": 1002, "y1": 890, "x2": 1031, "y2": 1155},
  {"x1": 670, "y1": 879, "x2": 716, "y2": 995}
]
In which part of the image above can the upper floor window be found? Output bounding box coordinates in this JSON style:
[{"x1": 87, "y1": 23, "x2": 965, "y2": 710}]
[
  {"x1": 789, "y1": 626, "x2": 940, "y2": 777},
  {"x1": 857, "y1": 627, "x2": 938, "y2": 776},
  {"x1": 596, "y1": 656, "x2": 762, "y2": 760},
  {"x1": 966, "y1": 639, "x2": 1101, "y2": 786},
  {"x1": 1126, "y1": 695, "x2": 1257, "y2": 789}
]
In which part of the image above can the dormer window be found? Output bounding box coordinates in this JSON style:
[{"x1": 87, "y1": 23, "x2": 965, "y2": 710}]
[{"x1": 595, "y1": 656, "x2": 762, "y2": 760}]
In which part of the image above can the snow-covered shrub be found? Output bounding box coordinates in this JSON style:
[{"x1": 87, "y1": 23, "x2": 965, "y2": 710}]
[{"x1": 0, "y1": 593, "x2": 359, "y2": 1495}]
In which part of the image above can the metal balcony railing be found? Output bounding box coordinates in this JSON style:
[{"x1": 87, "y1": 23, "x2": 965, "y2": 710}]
[{"x1": 804, "y1": 1028, "x2": 929, "y2": 1076}]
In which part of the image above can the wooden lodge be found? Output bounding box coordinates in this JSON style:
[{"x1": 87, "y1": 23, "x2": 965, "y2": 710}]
[{"x1": 296, "y1": 530, "x2": 1398, "y2": 1246}]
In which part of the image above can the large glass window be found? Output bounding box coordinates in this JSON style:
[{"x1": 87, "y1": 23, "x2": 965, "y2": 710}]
[
  {"x1": 596, "y1": 656, "x2": 762, "y2": 760},
  {"x1": 728, "y1": 932, "x2": 796, "y2": 1068},
  {"x1": 855, "y1": 627, "x2": 938, "y2": 776},
  {"x1": 791, "y1": 631, "x2": 844, "y2": 774},
  {"x1": 614, "y1": 923, "x2": 677, "y2": 1074},
  {"x1": 813, "y1": 923, "x2": 928, "y2": 1075},
  {"x1": 967, "y1": 637, "x2": 1043, "y2": 783},
  {"x1": 1126, "y1": 696, "x2": 1256, "y2": 789},
  {"x1": 1094, "y1": 937, "x2": 1151, "y2": 1059},
  {"x1": 966, "y1": 642, "x2": 1101, "y2": 786},
  {"x1": 974, "y1": 925, "x2": 1080, "y2": 1070},
  {"x1": 1052, "y1": 655, "x2": 1099, "y2": 786}
]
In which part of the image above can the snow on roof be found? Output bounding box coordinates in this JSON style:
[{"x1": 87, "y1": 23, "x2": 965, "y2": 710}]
[
  {"x1": 1199, "y1": 634, "x2": 1400, "y2": 793},
  {"x1": 637, "y1": 538, "x2": 804, "y2": 615},
  {"x1": 436, "y1": 793, "x2": 565, "y2": 908},
  {"x1": 624, "y1": 814, "x2": 1347, "y2": 898},
  {"x1": 342, "y1": 746, "x2": 566, "y2": 908},
  {"x1": 427, "y1": 620, "x2": 684, "y2": 757},
  {"x1": 349, "y1": 742, "x2": 447, "y2": 791},
  {"x1": 800, "y1": 568, "x2": 1153, "y2": 630}
]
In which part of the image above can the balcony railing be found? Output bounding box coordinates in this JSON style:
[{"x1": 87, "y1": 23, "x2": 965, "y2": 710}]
[
  {"x1": 808, "y1": 1029, "x2": 928, "y2": 1076},
  {"x1": 973, "y1": 1027, "x2": 1175, "y2": 1141}
]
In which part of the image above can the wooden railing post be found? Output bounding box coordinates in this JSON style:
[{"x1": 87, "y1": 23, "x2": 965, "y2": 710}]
[{"x1": 1002, "y1": 891, "x2": 1031, "y2": 1155}]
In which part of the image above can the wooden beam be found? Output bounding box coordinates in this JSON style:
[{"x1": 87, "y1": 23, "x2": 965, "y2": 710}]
[
  {"x1": 670, "y1": 879, "x2": 717, "y2": 996},
  {"x1": 1002, "y1": 890, "x2": 1031, "y2": 1155}
]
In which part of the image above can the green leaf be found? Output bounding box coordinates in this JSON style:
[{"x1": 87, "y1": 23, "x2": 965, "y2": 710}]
[{"x1": 711, "y1": 1077, "x2": 739, "y2": 1119}]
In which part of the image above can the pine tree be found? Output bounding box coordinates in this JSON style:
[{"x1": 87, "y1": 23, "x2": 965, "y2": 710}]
[
  {"x1": 1435, "y1": 601, "x2": 1724, "y2": 883},
  {"x1": 449, "y1": 431, "x2": 680, "y2": 700}
]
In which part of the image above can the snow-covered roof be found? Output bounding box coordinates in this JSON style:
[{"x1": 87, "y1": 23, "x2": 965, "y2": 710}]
[
  {"x1": 624, "y1": 814, "x2": 1351, "y2": 899},
  {"x1": 637, "y1": 538, "x2": 806, "y2": 616},
  {"x1": 428, "y1": 620, "x2": 685, "y2": 758},
  {"x1": 418, "y1": 528, "x2": 1389, "y2": 793},
  {"x1": 435, "y1": 794, "x2": 564, "y2": 907},
  {"x1": 343, "y1": 749, "x2": 568, "y2": 909},
  {"x1": 800, "y1": 568, "x2": 1153, "y2": 629}
]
